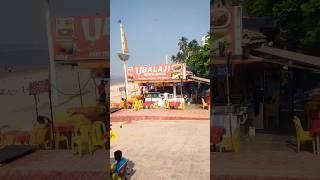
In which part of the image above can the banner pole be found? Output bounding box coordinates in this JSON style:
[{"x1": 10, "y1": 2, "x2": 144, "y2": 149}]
[
  {"x1": 34, "y1": 95, "x2": 39, "y2": 118},
  {"x1": 48, "y1": 81, "x2": 56, "y2": 150},
  {"x1": 45, "y1": 0, "x2": 58, "y2": 106}
]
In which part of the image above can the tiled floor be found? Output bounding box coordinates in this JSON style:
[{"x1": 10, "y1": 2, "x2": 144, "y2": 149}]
[
  {"x1": 212, "y1": 133, "x2": 320, "y2": 179},
  {"x1": 111, "y1": 108, "x2": 210, "y2": 122},
  {"x1": 0, "y1": 150, "x2": 107, "y2": 179},
  {"x1": 110, "y1": 120, "x2": 210, "y2": 180}
]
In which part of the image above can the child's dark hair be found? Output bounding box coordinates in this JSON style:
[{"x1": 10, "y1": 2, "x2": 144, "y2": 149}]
[{"x1": 114, "y1": 150, "x2": 122, "y2": 161}]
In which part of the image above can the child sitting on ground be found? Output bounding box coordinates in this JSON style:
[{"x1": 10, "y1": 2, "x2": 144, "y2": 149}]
[{"x1": 110, "y1": 150, "x2": 128, "y2": 180}]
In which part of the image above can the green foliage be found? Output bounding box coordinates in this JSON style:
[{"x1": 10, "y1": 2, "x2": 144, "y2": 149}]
[
  {"x1": 171, "y1": 37, "x2": 189, "y2": 63},
  {"x1": 243, "y1": 0, "x2": 274, "y2": 16},
  {"x1": 244, "y1": 0, "x2": 320, "y2": 56},
  {"x1": 171, "y1": 33, "x2": 211, "y2": 78}
]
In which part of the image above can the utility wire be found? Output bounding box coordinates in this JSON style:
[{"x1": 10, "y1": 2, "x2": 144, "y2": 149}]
[{"x1": 49, "y1": 77, "x2": 91, "y2": 96}]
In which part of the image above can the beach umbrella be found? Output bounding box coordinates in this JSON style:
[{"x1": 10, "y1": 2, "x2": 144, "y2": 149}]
[{"x1": 117, "y1": 20, "x2": 130, "y2": 105}]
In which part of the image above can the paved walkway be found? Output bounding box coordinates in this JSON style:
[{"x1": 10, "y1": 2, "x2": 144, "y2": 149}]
[
  {"x1": 0, "y1": 150, "x2": 107, "y2": 179},
  {"x1": 212, "y1": 151, "x2": 320, "y2": 179},
  {"x1": 110, "y1": 120, "x2": 210, "y2": 180},
  {"x1": 111, "y1": 109, "x2": 210, "y2": 122},
  {"x1": 212, "y1": 133, "x2": 320, "y2": 179}
]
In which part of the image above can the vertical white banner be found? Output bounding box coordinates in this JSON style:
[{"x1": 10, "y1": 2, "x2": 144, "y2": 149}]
[{"x1": 45, "y1": 0, "x2": 58, "y2": 106}]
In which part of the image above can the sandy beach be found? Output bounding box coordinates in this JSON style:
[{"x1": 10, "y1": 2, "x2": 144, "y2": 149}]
[
  {"x1": 110, "y1": 82, "x2": 141, "y2": 103},
  {"x1": 0, "y1": 65, "x2": 101, "y2": 131}
]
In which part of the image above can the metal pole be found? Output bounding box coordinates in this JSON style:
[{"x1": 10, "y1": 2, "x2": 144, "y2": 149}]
[
  {"x1": 226, "y1": 54, "x2": 233, "y2": 144},
  {"x1": 124, "y1": 61, "x2": 128, "y2": 99},
  {"x1": 92, "y1": 76, "x2": 98, "y2": 102},
  {"x1": 48, "y1": 82, "x2": 55, "y2": 149},
  {"x1": 34, "y1": 95, "x2": 39, "y2": 118},
  {"x1": 77, "y1": 71, "x2": 83, "y2": 107},
  {"x1": 181, "y1": 78, "x2": 183, "y2": 96},
  {"x1": 45, "y1": 0, "x2": 58, "y2": 106}
]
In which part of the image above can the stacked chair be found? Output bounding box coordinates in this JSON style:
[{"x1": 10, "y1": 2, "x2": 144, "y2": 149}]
[
  {"x1": 201, "y1": 98, "x2": 208, "y2": 110},
  {"x1": 91, "y1": 121, "x2": 107, "y2": 149},
  {"x1": 293, "y1": 116, "x2": 316, "y2": 153},
  {"x1": 219, "y1": 124, "x2": 241, "y2": 152},
  {"x1": 71, "y1": 114, "x2": 107, "y2": 157},
  {"x1": 72, "y1": 124, "x2": 94, "y2": 157},
  {"x1": 132, "y1": 100, "x2": 143, "y2": 111},
  {"x1": 164, "y1": 100, "x2": 170, "y2": 109},
  {"x1": 178, "y1": 99, "x2": 186, "y2": 110}
]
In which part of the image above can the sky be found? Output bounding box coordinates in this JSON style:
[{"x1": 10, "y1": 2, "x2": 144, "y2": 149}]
[
  {"x1": 110, "y1": 0, "x2": 210, "y2": 78},
  {"x1": 0, "y1": 0, "x2": 209, "y2": 75},
  {"x1": 0, "y1": 0, "x2": 107, "y2": 49},
  {"x1": 0, "y1": 0, "x2": 107, "y2": 69}
]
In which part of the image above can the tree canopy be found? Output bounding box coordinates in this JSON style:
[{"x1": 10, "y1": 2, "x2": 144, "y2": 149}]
[
  {"x1": 244, "y1": 0, "x2": 320, "y2": 56},
  {"x1": 171, "y1": 33, "x2": 211, "y2": 78}
]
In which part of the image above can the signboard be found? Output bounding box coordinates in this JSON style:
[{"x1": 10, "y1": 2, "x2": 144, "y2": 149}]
[
  {"x1": 52, "y1": 16, "x2": 109, "y2": 61},
  {"x1": 127, "y1": 64, "x2": 186, "y2": 81},
  {"x1": 29, "y1": 79, "x2": 49, "y2": 95},
  {"x1": 212, "y1": 2, "x2": 242, "y2": 56}
]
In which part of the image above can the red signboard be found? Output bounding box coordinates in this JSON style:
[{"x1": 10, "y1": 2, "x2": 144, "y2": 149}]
[
  {"x1": 127, "y1": 64, "x2": 186, "y2": 81},
  {"x1": 52, "y1": 16, "x2": 109, "y2": 61},
  {"x1": 29, "y1": 79, "x2": 49, "y2": 95}
]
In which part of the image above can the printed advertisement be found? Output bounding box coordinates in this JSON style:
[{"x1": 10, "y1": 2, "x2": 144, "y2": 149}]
[
  {"x1": 212, "y1": 4, "x2": 242, "y2": 56},
  {"x1": 52, "y1": 16, "x2": 109, "y2": 61},
  {"x1": 127, "y1": 64, "x2": 186, "y2": 81}
]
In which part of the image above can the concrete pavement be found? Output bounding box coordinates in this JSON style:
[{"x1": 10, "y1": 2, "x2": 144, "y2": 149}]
[{"x1": 110, "y1": 120, "x2": 210, "y2": 180}]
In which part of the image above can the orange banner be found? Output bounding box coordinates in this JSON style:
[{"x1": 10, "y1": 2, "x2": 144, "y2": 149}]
[
  {"x1": 52, "y1": 16, "x2": 108, "y2": 61},
  {"x1": 127, "y1": 64, "x2": 186, "y2": 81}
]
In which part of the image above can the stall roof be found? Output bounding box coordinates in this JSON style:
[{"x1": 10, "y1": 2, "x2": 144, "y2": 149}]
[
  {"x1": 189, "y1": 76, "x2": 210, "y2": 84},
  {"x1": 135, "y1": 79, "x2": 193, "y2": 84},
  {"x1": 211, "y1": 57, "x2": 263, "y2": 65},
  {"x1": 252, "y1": 46, "x2": 320, "y2": 69}
]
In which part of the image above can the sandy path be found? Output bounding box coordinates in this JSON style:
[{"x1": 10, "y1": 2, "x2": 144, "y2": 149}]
[
  {"x1": 0, "y1": 65, "x2": 101, "y2": 131},
  {"x1": 110, "y1": 82, "x2": 140, "y2": 103},
  {"x1": 110, "y1": 120, "x2": 210, "y2": 180}
]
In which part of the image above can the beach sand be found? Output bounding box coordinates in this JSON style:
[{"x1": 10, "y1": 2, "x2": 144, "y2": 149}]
[
  {"x1": 0, "y1": 65, "x2": 102, "y2": 131},
  {"x1": 110, "y1": 82, "x2": 141, "y2": 103}
]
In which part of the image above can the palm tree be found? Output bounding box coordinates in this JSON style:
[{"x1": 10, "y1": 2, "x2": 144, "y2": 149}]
[{"x1": 178, "y1": 37, "x2": 189, "y2": 62}]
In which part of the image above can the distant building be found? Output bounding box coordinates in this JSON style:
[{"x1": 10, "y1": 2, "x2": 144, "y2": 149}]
[{"x1": 201, "y1": 36, "x2": 209, "y2": 46}]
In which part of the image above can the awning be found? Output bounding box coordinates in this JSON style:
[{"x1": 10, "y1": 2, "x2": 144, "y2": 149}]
[
  {"x1": 135, "y1": 79, "x2": 193, "y2": 84},
  {"x1": 188, "y1": 76, "x2": 210, "y2": 84},
  {"x1": 252, "y1": 46, "x2": 320, "y2": 69},
  {"x1": 211, "y1": 58, "x2": 263, "y2": 65}
]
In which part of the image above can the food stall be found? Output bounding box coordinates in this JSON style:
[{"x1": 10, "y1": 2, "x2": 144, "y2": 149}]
[{"x1": 127, "y1": 63, "x2": 198, "y2": 108}]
